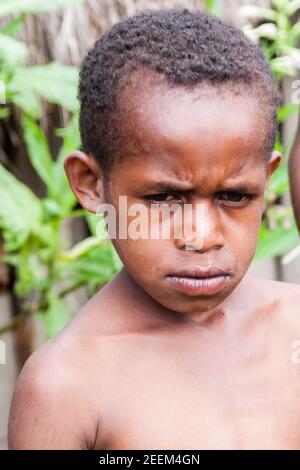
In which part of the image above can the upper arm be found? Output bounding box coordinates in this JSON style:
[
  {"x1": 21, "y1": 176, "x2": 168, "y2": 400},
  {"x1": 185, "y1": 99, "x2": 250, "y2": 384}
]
[{"x1": 8, "y1": 349, "x2": 92, "y2": 450}]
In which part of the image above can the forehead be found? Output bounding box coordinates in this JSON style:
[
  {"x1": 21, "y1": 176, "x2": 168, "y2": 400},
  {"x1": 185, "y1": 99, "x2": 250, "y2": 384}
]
[{"x1": 116, "y1": 74, "x2": 268, "y2": 186}]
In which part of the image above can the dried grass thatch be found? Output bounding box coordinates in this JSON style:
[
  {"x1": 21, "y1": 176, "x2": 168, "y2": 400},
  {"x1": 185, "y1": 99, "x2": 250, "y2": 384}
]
[{"x1": 21, "y1": 0, "x2": 271, "y2": 67}]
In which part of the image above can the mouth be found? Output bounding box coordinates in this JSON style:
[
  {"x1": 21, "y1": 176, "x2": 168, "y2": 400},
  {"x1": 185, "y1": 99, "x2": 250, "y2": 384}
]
[{"x1": 165, "y1": 266, "x2": 231, "y2": 296}]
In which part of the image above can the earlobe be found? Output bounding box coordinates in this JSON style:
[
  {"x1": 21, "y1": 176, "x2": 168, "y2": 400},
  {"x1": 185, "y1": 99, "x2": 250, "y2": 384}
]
[
  {"x1": 64, "y1": 151, "x2": 104, "y2": 213},
  {"x1": 265, "y1": 150, "x2": 282, "y2": 188}
]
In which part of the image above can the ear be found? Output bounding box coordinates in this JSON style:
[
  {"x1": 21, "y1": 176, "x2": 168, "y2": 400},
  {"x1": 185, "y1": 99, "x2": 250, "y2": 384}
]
[
  {"x1": 265, "y1": 150, "x2": 282, "y2": 189},
  {"x1": 64, "y1": 151, "x2": 104, "y2": 213}
]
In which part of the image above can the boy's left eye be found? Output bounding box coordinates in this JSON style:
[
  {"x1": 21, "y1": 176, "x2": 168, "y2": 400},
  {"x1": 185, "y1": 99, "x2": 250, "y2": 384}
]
[{"x1": 217, "y1": 191, "x2": 253, "y2": 205}]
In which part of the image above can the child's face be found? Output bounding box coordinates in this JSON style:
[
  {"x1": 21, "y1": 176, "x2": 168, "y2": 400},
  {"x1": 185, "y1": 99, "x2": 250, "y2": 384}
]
[{"x1": 66, "y1": 79, "x2": 281, "y2": 315}]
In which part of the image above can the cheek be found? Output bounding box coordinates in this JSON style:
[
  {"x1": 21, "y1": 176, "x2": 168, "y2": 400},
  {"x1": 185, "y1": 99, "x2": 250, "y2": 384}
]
[
  {"x1": 111, "y1": 201, "x2": 173, "y2": 273},
  {"x1": 112, "y1": 237, "x2": 166, "y2": 280},
  {"x1": 223, "y1": 203, "x2": 263, "y2": 253}
]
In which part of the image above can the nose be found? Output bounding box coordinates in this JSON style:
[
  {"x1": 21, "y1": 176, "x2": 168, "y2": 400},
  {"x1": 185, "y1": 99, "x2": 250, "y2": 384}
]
[{"x1": 174, "y1": 200, "x2": 225, "y2": 253}]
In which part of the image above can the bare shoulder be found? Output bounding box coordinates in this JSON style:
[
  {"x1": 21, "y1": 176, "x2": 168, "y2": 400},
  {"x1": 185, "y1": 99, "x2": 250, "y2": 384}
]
[
  {"x1": 265, "y1": 276, "x2": 300, "y2": 296},
  {"x1": 271, "y1": 278, "x2": 300, "y2": 329},
  {"x1": 8, "y1": 279, "x2": 131, "y2": 450},
  {"x1": 247, "y1": 273, "x2": 300, "y2": 301},
  {"x1": 248, "y1": 274, "x2": 300, "y2": 328},
  {"x1": 8, "y1": 329, "x2": 95, "y2": 449}
]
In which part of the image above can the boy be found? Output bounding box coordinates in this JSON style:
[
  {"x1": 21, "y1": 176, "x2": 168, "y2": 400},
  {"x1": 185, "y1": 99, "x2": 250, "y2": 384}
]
[{"x1": 8, "y1": 9, "x2": 300, "y2": 450}]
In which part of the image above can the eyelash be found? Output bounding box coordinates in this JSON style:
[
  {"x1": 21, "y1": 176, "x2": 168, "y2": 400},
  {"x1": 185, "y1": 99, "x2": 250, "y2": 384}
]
[
  {"x1": 144, "y1": 193, "x2": 182, "y2": 204},
  {"x1": 144, "y1": 192, "x2": 254, "y2": 206},
  {"x1": 216, "y1": 191, "x2": 254, "y2": 206}
]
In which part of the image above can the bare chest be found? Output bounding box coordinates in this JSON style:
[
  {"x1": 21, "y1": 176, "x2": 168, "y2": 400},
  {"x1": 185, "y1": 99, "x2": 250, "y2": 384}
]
[{"x1": 95, "y1": 329, "x2": 300, "y2": 450}]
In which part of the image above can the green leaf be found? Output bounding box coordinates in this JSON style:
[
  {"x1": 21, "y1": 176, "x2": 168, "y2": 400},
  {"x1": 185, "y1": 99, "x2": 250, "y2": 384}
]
[
  {"x1": 250, "y1": 23, "x2": 278, "y2": 41},
  {"x1": 36, "y1": 293, "x2": 72, "y2": 340},
  {"x1": 278, "y1": 104, "x2": 299, "y2": 123},
  {"x1": 1, "y1": 15, "x2": 24, "y2": 38},
  {"x1": 284, "y1": 0, "x2": 300, "y2": 17},
  {"x1": 272, "y1": 0, "x2": 288, "y2": 11},
  {"x1": 274, "y1": 135, "x2": 284, "y2": 156},
  {"x1": 270, "y1": 56, "x2": 297, "y2": 77},
  {"x1": 64, "y1": 246, "x2": 118, "y2": 284},
  {"x1": 53, "y1": 113, "x2": 81, "y2": 209},
  {"x1": 57, "y1": 236, "x2": 120, "y2": 294},
  {"x1": 55, "y1": 113, "x2": 81, "y2": 168},
  {"x1": 7, "y1": 85, "x2": 41, "y2": 118},
  {"x1": 0, "y1": 106, "x2": 9, "y2": 119},
  {"x1": 0, "y1": 32, "x2": 27, "y2": 67},
  {"x1": 14, "y1": 241, "x2": 41, "y2": 296},
  {"x1": 59, "y1": 236, "x2": 108, "y2": 261},
  {"x1": 42, "y1": 198, "x2": 65, "y2": 218},
  {"x1": 110, "y1": 245, "x2": 123, "y2": 272},
  {"x1": 0, "y1": 0, "x2": 86, "y2": 18},
  {"x1": 85, "y1": 212, "x2": 105, "y2": 237},
  {"x1": 267, "y1": 161, "x2": 289, "y2": 196},
  {"x1": 0, "y1": 78, "x2": 5, "y2": 104},
  {"x1": 277, "y1": 12, "x2": 292, "y2": 32},
  {"x1": 0, "y1": 163, "x2": 43, "y2": 251},
  {"x1": 21, "y1": 114, "x2": 55, "y2": 195},
  {"x1": 204, "y1": 0, "x2": 223, "y2": 17},
  {"x1": 239, "y1": 6, "x2": 278, "y2": 22},
  {"x1": 289, "y1": 22, "x2": 300, "y2": 44},
  {"x1": 11, "y1": 63, "x2": 79, "y2": 111},
  {"x1": 255, "y1": 219, "x2": 299, "y2": 260}
]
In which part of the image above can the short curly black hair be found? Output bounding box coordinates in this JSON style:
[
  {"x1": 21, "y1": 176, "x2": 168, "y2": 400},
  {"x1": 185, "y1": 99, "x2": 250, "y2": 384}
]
[{"x1": 79, "y1": 8, "x2": 281, "y2": 172}]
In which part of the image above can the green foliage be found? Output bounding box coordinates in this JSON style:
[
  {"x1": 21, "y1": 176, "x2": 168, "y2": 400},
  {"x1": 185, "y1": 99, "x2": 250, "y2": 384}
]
[
  {"x1": 0, "y1": 1, "x2": 81, "y2": 119},
  {"x1": 0, "y1": 0, "x2": 123, "y2": 339},
  {"x1": 0, "y1": 116, "x2": 121, "y2": 337},
  {"x1": 0, "y1": 0, "x2": 86, "y2": 18},
  {"x1": 0, "y1": 164, "x2": 44, "y2": 252},
  {"x1": 255, "y1": 215, "x2": 299, "y2": 260},
  {"x1": 36, "y1": 292, "x2": 72, "y2": 341},
  {"x1": 0, "y1": 0, "x2": 299, "y2": 340},
  {"x1": 242, "y1": 0, "x2": 300, "y2": 79},
  {"x1": 204, "y1": 0, "x2": 223, "y2": 17},
  {"x1": 240, "y1": 0, "x2": 300, "y2": 260}
]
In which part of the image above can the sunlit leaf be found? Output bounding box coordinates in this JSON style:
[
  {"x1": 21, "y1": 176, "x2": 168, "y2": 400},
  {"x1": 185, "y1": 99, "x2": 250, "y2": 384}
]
[
  {"x1": 1, "y1": 15, "x2": 24, "y2": 38},
  {"x1": 36, "y1": 293, "x2": 72, "y2": 340},
  {"x1": 239, "y1": 6, "x2": 278, "y2": 22},
  {"x1": 21, "y1": 114, "x2": 55, "y2": 195},
  {"x1": 0, "y1": 0, "x2": 86, "y2": 18},
  {"x1": 0, "y1": 32, "x2": 27, "y2": 66},
  {"x1": 11, "y1": 63, "x2": 79, "y2": 111},
  {"x1": 204, "y1": 0, "x2": 223, "y2": 17},
  {"x1": 278, "y1": 104, "x2": 299, "y2": 123},
  {"x1": 255, "y1": 219, "x2": 299, "y2": 260},
  {"x1": 284, "y1": 0, "x2": 300, "y2": 17},
  {"x1": 53, "y1": 113, "x2": 81, "y2": 209},
  {"x1": 0, "y1": 163, "x2": 43, "y2": 251}
]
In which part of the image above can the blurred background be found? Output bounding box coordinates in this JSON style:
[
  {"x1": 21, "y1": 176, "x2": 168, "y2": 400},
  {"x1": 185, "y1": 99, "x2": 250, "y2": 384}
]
[{"x1": 0, "y1": 0, "x2": 299, "y2": 450}]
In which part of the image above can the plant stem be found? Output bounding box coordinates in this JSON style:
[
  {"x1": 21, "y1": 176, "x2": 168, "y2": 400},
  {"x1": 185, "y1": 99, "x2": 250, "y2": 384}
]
[
  {"x1": 0, "y1": 308, "x2": 32, "y2": 335},
  {"x1": 0, "y1": 281, "x2": 85, "y2": 336},
  {"x1": 65, "y1": 209, "x2": 87, "y2": 219}
]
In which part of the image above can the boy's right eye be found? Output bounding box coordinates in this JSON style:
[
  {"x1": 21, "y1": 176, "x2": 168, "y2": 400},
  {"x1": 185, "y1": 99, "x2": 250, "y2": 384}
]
[{"x1": 144, "y1": 193, "x2": 181, "y2": 203}]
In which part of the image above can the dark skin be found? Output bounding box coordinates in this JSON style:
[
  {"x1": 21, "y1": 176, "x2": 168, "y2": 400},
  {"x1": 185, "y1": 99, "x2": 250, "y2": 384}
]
[
  {"x1": 8, "y1": 75, "x2": 300, "y2": 450},
  {"x1": 289, "y1": 109, "x2": 300, "y2": 232}
]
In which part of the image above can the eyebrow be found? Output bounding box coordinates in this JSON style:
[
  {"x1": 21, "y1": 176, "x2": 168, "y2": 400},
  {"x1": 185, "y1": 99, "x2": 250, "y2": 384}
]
[
  {"x1": 139, "y1": 180, "x2": 262, "y2": 194},
  {"x1": 220, "y1": 183, "x2": 262, "y2": 193},
  {"x1": 140, "y1": 181, "x2": 194, "y2": 193}
]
